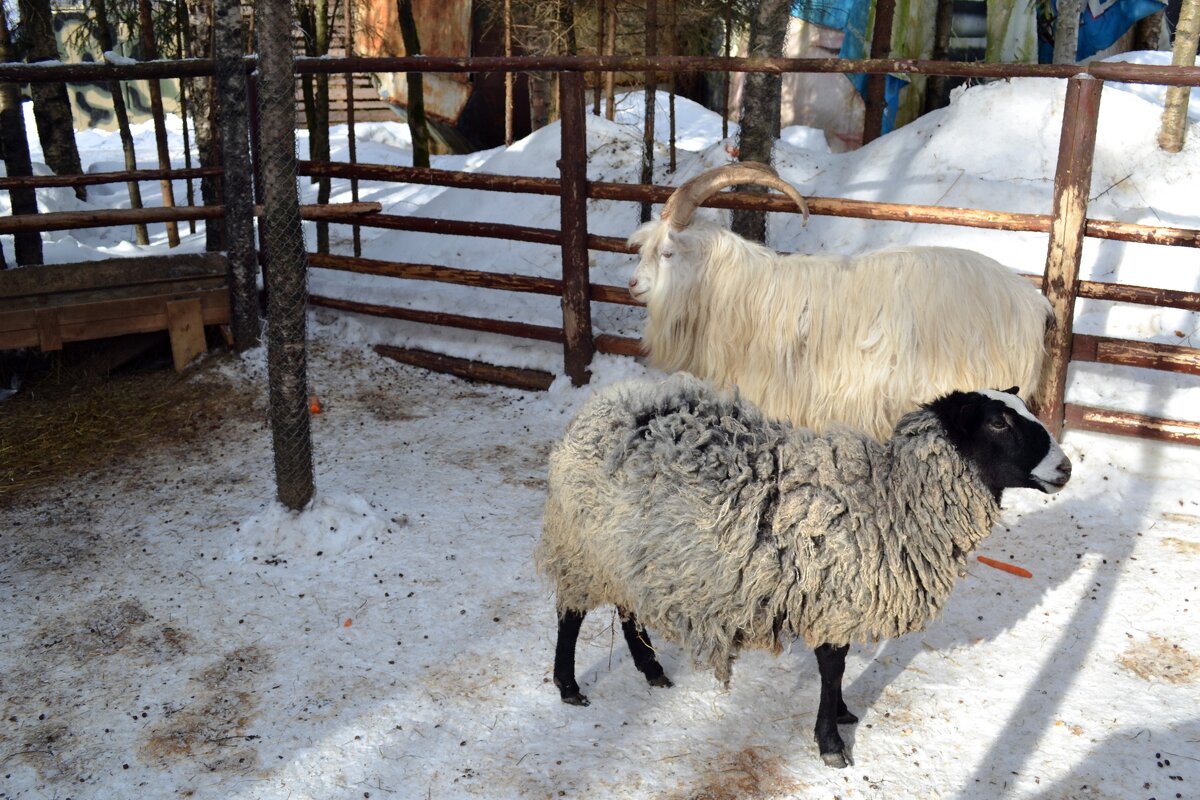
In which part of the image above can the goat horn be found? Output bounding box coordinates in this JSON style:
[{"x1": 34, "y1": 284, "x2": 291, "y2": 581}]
[{"x1": 660, "y1": 162, "x2": 811, "y2": 230}]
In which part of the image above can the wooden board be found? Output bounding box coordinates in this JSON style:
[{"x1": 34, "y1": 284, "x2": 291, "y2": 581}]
[
  {"x1": 166, "y1": 298, "x2": 207, "y2": 372},
  {"x1": 0, "y1": 255, "x2": 231, "y2": 368}
]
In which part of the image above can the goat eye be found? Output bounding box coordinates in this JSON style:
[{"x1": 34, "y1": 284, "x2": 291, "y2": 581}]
[{"x1": 662, "y1": 250, "x2": 674, "y2": 260}]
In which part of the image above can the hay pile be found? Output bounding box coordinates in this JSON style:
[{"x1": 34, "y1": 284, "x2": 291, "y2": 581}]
[{"x1": 0, "y1": 350, "x2": 262, "y2": 506}]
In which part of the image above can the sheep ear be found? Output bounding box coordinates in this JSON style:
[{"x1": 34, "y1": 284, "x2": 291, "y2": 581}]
[
  {"x1": 952, "y1": 395, "x2": 984, "y2": 435},
  {"x1": 1003, "y1": 386, "x2": 1020, "y2": 395}
]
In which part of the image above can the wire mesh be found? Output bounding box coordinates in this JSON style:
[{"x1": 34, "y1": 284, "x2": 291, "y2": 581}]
[
  {"x1": 214, "y1": 0, "x2": 261, "y2": 352},
  {"x1": 256, "y1": 0, "x2": 314, "y2": 510}
]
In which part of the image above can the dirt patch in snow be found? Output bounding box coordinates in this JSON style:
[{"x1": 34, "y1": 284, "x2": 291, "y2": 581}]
[
  {"x1": 1118, "y1": 635, "x2": 1200, "y2": 684},
  {"x1": 138, "y1": 645, "x2": 272, "y2": 775},
  {"x1": 664, "y1": 747, "x2": 804, "y2": 800}
]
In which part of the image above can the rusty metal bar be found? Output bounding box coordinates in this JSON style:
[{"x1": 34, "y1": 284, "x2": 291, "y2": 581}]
[
  {"x1": 1065, "y1": 404, "x2": 1200, "y2": 446},
  {"x1": 559, "y1": 71, "x2": 595, "y2": 386},
  {"x1": 1033, "y1": 75, "x2": 1104, "y2": 437}
]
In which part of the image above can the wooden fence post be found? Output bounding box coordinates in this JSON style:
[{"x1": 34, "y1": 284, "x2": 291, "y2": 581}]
[
  {"x1": 1033, "y1": 75, "x2": 1104, "y2": 437},
  {"x1": 558, "y1": 70, "x2": 594, "y2": 386}
]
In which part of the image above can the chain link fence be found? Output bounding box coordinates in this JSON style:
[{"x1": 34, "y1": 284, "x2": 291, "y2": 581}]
[
  {"x1": 256, "y1": 0, "x2": 314, "y2": 510},
  {"x1": 214, "y1": 0, "x2": 261, "y2": 353}
]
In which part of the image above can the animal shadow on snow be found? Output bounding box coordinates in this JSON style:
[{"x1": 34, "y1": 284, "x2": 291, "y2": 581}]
[{"x1": 835, "y1": 487, "x2": 1137, "y2": 787}]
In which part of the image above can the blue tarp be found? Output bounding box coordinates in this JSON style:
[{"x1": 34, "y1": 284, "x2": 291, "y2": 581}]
[
  {"x1": 1038, "y1": 0, "x2": 1168, "y2": 62},
  {"x1": 792, "y1": 0, "x2": 908, "y2": 133}
]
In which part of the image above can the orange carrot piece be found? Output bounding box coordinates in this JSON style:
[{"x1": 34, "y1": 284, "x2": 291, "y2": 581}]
[{"x1": 977, "y1": 555, "x2": 1033, "y2": 578}]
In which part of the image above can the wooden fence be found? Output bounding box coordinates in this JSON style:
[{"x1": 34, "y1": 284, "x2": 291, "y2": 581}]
[{"x1": 1, "y1": 55, "x2": 1199, "y2": 445}]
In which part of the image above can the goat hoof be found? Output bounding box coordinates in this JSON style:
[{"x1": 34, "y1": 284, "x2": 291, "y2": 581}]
[
  {"x1": 560, "y1": 691, "x2": 590, "y2": 707},
  {"x1": 821, "y1": 750, "x2": 851, "y2": 769},
  {"x1": 647, "y1": 674, "x2": 673, "y2": 688},
  {"x1": 838, "y1": 710, "x2": 859, "y2": 725}
]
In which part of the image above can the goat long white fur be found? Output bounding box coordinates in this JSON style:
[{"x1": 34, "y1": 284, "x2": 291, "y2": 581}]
[{"x1": 629, "y1": 191, "x2": 1053, "y2": 441}]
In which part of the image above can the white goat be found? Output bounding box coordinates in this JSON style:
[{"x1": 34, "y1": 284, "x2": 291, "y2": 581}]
[{"x1": 627, "y1": 163, "x2": 1053, "y2": 441}]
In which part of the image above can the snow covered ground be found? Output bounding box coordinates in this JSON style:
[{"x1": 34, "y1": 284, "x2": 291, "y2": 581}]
[{"x1": 2, "y1": 56, "x2": 1199, "y2": 799}]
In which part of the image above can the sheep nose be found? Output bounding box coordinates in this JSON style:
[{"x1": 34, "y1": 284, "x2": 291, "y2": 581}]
[{"x1": 1057, "y1": 457, "x2": 1072, "y2": 481}]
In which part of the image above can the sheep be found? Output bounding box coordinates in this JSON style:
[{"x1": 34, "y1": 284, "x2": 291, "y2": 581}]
[
  {"x1": 535, "y1": 372, "x2": 1070, "y2": 768},
  {"x1": 626, "y1": 162, "x2": 1054, "y2": 441}
]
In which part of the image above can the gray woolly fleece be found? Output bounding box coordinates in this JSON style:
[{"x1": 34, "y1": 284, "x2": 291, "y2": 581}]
[{"x1": 537, "y1": 373, "x2": 1001, "y2": 684}]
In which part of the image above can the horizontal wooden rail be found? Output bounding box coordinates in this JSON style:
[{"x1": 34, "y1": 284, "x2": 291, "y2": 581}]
[
  {"x1": 1072, "y1": 333, "x2": 1200, "y2": 375},
  {"x1": 309, "y1": 293, "x2": 565, "y2": 342},
  {"x1": 1077, "y1": 280, "x2": 1200, "y2": 311},
  {"x1": 374, "y1": 345, "x2": 555, "y2": 391},
  {"x1": 344, "y1": 213, "x2": 562, "y2": 246},
  {"x1": 300, "y1": 161, "x2": 1200, "y2": 247},
  {"x1": 0, "y1": 202, "x2": 380, "y2": 235},
  {"x1": 1065, "y1": 404, "x2": 1200, "y2": 445},
  {"x1": 4, "y1": 54, "x2": 1198, "y2": 87},
  {"x1": 307, "y1": 252, "x2": 639, "y2": 306},
  {"x1": 0, "y1": 166, "x2": 223, "y2": 191}
]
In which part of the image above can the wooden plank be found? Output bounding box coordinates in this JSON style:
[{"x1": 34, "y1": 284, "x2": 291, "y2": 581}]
[
  {"x1": 0, "y1": 253, "x2": 229, "y2": 300},
  {"x1": 3, "y1": 277, "x2": 227, "y2": 312},
  {"x1": 1077, "y1": 280, "x2": 1200, "y2": 312},
  {"x1": 1032, "y1": 75, "x2": 1103, "y2": 436},
  {"x1": 35, "y1": 309, "x2": 62, "y2": 351},
  {"x1": 1072, "y1": 334, "x2": 1200, "y2": 375},
  {"x1": 166, "y1": 298, "x2": 208, "y2": 372},
  {"x1": 594, "y1": 333, "x2": 644, "y2": 357},
  {"x1": 0, "y1": 289, "x2": 230, "y2": 348},
  {"x1": 309, "y1": 294, "x2": 564, "y2": 343},
  {"x1": 1065, "y1": 404, "x2": 1200, "y2": 446},
  {"x1": 373, "y1": 345, "x2": 555, "y2": 391}
]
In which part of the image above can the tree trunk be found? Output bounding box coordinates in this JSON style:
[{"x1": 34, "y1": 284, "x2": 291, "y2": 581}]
[
  {"x1": 732, "y1": 0, "x2": 789, "y2": 243},
  {"x1": 94, "y1": 0, "x2": 148, "y2": 245},
  {"x1": 1053, "y1": 0, "x2": 1084, "y2": 63},
  {"x1": 18, "y1": 0, "x2": 86, "y2": 200},
  {"x1": 397, "y1": 0, "x2": 430, "y2": 167},
  {"x1": 1159, "y1": 0, "x2": 1200, "y2": 152},
  {"x1": 640, "y1": 0, "x2": 657, "y2": 223},
  {"x1": 504, "y1": 0, "x2": 513, "y2": 144},
  {"x1": 255, "y1": 0, "x2": 315, "y2": 510},
  {"x1": 191, "y1": 0, "x2": 223, "y2": 249},
  {"x1": 0, "y1": 1, "x2": 41, "y2": 265},
  {"x1": 297, "y1": 0, "x2": 332, "y2": 251},
  {"x1": 215, "y1": 0, "x2": 261, "y2": 349},
  {"x1": 529, "y1": 72, "x2": 549, "y2": 131},
  {"x1": 138, "y1": 0, "x2": 181, "y2": 247}
]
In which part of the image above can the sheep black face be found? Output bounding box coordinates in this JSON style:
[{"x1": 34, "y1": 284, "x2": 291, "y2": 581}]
[{"x1": 927, "y1": 388, "x2": 1072, "y2": 501}]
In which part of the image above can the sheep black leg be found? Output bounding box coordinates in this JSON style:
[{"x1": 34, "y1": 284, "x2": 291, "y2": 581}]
[
  {"x1": 553, "y1": 609, "x2": 590, "y2": 706},
  {"x1": 618, "y1": 608, "x2": 673, "y2": 689},
  {"x1": 814, "y1": 643, "x2": 853, "y2": 768}
]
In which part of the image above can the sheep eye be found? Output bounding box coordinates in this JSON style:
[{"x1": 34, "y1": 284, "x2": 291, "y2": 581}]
[
  {"x1": 986, "y1": 415, "x2": 1011, "y2": 432},
  {"x1": 662, "y1": 250, "x2": 674, "y2": 260}
]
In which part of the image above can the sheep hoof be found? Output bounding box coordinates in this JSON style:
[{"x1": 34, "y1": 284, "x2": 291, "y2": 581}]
[
  {"x1": 838, "y1": 710, "x2": 859, "y2": 725},
  {"x1": 647, "y1": 674, "x2": 673, "y2": 689},
  {"x1": 560, "y1": 691, "x2": 590, "y2": 707},
  {"x1": 821, "y1": 750, "x2": 851, "y2": 769}
]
